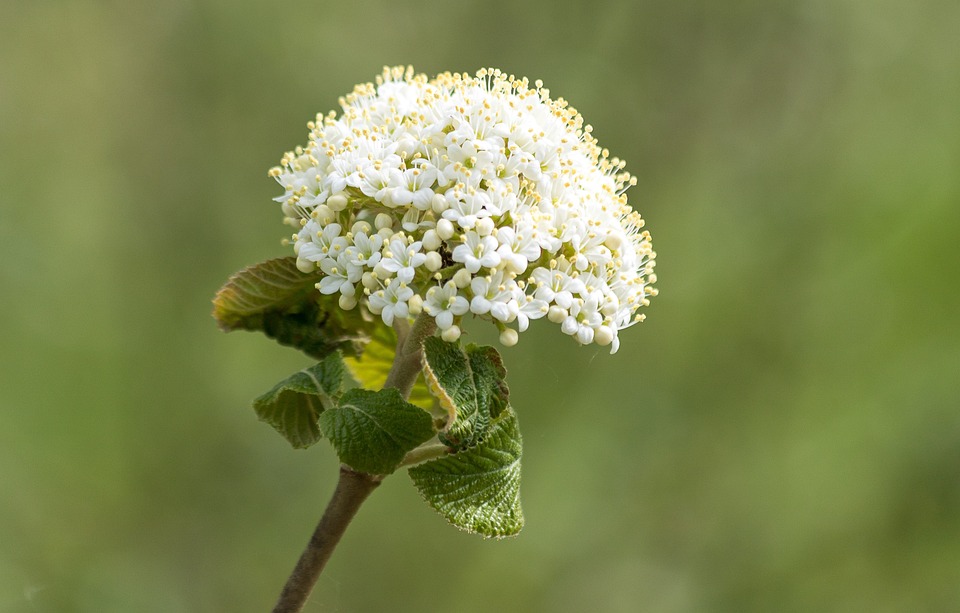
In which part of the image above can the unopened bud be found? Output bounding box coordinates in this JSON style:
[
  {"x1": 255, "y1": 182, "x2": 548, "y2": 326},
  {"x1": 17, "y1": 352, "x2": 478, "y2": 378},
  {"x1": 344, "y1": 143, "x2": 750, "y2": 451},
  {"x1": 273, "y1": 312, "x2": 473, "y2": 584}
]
[
  {"x1": 407, "y1": 294, "x2": 423, "y2": 315},
  {"x1": 431, "y1": 193, "x2": 449, "y2": 214},
  {"x1": 547, "y1": 305, "x2": 567, "y2": 323},
  {"x1": 422, "y1": 229, "x2": 442, "y2": 251},
  {"x1": 436, "y1": 218, "x2": 455, "y2": 240},
  {"x1": 327, "y1": 194, "x2": 349, "y2": 212},
  {"x1": 441, "y1": 325, "x2": 462, "y2": 343},
  {"x1": 499, "y1": 328, "x2": 519, "y2": 347},
  {"x1": 424, "y1": 251, "x2": 443, "y2": 272},
  {"x1": 594, "y1": 325, "x2": 614, "y2": 346},
  {"x1": 296, "y1": 258, "x2": 315, "y2": 273},
  {"x1": 453, "y1": 268, "x2": 472, "y2": 288}
]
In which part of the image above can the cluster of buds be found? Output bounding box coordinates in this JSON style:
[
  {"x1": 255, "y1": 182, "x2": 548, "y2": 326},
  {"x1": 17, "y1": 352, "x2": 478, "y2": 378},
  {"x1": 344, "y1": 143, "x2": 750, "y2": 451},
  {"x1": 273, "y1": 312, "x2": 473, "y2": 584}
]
[{"x1": 271, "y1": 66, "x2": 656, "y2": 352}]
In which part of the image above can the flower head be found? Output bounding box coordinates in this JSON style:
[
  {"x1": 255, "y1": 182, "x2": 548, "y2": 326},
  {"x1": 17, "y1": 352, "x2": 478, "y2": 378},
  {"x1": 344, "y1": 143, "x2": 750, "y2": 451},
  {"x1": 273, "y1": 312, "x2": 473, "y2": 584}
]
[{"x1": 272, "y1": 66, "x2": 657, "y2": 351}]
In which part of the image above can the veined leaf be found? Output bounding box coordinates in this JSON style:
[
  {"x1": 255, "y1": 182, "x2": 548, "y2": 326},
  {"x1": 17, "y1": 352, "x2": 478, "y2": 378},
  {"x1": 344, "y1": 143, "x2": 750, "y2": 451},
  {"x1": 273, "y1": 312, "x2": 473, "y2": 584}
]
[
  {"x1": 213, "y1": 257, "x2": 322, "y2": 329},
  {"x1": 344, "y1": 324, "x2": 436, "y2": 410},
  {"x1": 319, "y1": 388, "x2": 436, "y2": 475},
  {"x1": 213, "y1": 257, "x2": 376, "y2": 359},
  {"x1": 253, "y1": 353, "x2": 345, "y2": 449},
  {"x1": 422, "y1": 337, "x2": 510, "y2": 449},
  {"x1": 409, "y1": 408, "x2": 523, "y2": 538}
]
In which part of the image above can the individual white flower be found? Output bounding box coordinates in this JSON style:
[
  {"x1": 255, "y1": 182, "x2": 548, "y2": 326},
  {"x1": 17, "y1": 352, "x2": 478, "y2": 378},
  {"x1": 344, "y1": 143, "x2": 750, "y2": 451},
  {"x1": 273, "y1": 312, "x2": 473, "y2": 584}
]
[
  {"x1": 560, "y1": 293, "x2": 603, "y2": 345},
  {"x1": 452, "y1": 231, "x2": 501, "y2": 274},
  {"x1": 358, "y1": 163, "x2": 404, "y2": 205},
  {"x1": 423, "y1": 281, "x2": 470, "y2": 330},
  {"x1": 367, "y1": 278, "x2": 414, "y2": 326},
  {"x1": 530, "y1": 264, "x2": 585, "y2": 310},
  {"x1": 495, "y1": 225, "x2": 541, "y2": 274},
  {"x1": 295, "y1": 222, "x2": 348, "y2": 271},
  {"x1": 379, "y1": 236, "x2": 426, "y2": 283},
  {"x1": 394, "y1": 166, "x2": 438, "y2": 210},
  {"x1": 442, "y1": 191, "x2": 492, "y2": 230},
  {"x1": 469, "y1": 272, "x2": 519, "y2": 322},
  {"x1": 344, "y1": 232, "x2": 383, "y2": 268},
  {"x1": 271, "y1": 66, "x2": 656, "y2": 351},
  {"x1": 515, "y1": 293, "x2": 549, "y2": 332},
  {"x1": 317, "y1": 253, "x2": 361, "y2": 296}
]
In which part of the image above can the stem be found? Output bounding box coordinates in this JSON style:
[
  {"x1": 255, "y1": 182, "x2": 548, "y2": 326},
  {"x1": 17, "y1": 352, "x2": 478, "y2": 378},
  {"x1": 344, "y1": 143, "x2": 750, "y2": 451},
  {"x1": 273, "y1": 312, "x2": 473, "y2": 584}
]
[
  {"x1": 384, "y1": 312, "x2": 437, "y2": 397},
  {"x1": 272, "y1": 466, "x2": 383, "y2": 613},
  {"x1": 271, "y1": 312, "x2": 436, "y2": 612}
]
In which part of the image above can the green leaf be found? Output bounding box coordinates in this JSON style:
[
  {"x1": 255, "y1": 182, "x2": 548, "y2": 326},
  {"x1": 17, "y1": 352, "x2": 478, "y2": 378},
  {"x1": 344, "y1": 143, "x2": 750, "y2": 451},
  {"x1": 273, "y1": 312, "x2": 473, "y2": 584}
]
[
  {"x1": 319, "y1": 388, "x2": 436, "y2": 475},
  {"x1": 213, "y1": 257, "x2": 375, "y2": 359},
  {"x1": 422, "y1": 337, "x2": 510, "y2": 449},
  {"x1": 253, "y1": 353, "x2": 345, "y2": 449},
  {"x1": 408, "y1": 408, "x2": 524, "y2": 538},
  {"x1": 213, "y1": 257, "x2": 323, "y2": 330},
  {"x1": 344, "y1": 324, "x2": 436, "y2": 411}
]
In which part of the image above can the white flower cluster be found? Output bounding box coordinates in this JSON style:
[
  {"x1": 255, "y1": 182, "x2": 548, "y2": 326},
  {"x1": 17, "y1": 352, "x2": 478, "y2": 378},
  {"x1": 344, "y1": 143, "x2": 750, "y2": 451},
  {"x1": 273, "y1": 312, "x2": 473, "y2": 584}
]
[{"x1": 271, "y1": 66, "x2": 656, "y2": 352}]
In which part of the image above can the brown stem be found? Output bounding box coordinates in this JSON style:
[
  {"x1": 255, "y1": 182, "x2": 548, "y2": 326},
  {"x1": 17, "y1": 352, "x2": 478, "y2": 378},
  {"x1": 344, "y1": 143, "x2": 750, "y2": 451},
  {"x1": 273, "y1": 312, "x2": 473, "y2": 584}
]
[
  {"x1": 271, "y1": 312, "x2": 436, "y2": 612},
  {"x1": 271, "y1": 466, "x2": 383, "y2": 613}
]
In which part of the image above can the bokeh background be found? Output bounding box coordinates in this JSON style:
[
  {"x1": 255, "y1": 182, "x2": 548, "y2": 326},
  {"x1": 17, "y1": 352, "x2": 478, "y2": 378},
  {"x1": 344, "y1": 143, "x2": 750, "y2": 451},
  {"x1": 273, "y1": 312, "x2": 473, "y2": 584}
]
[{"x1": 2, "y1": 0, "x2": 959, "y2": 611}]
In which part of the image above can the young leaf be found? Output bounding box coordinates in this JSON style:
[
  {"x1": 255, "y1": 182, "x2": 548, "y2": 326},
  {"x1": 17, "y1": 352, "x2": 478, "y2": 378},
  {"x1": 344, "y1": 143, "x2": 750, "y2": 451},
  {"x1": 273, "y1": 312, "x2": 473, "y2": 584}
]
[
  {"x1": 422, "y1": 337, "x2": 510, "y2": 449},
  {"x1": 318, "y1": 388, "x2": 435, "y2": 475},
  {"x1": 408, "y1": 408, "x2": 524, "y2": 538},
  {"x1": 213, "y1": 257, "x2": 374, "y2": 359},
  {"x1": 213, "y1": 257, "x2": 323, "y2": 330},
  {"x1": 253, "y1": 353, "x2": 345, "y2": 449},
  {"x1": 344, "y1": 324, "x2": 436, "y2": 411}
]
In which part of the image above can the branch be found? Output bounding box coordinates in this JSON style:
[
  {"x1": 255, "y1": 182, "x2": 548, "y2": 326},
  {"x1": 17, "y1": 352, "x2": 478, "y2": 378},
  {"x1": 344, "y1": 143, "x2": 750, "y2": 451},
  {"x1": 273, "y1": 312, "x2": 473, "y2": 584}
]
[{"x1": 271, "y1": 466, "x2": 383, "y2": 613}]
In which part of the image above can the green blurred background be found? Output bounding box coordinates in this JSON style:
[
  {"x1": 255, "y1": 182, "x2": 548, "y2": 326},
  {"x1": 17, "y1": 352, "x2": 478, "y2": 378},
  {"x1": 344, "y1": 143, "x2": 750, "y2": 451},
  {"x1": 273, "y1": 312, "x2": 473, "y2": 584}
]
[{"x1": 2, "y1": 0, "x2": 958, "y2": 611}]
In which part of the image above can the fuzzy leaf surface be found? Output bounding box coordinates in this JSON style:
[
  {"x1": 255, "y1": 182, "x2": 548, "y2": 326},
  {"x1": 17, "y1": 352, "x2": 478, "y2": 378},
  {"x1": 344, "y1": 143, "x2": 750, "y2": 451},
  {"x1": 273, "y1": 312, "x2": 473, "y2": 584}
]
[
  {"x1": 422, "y1": 337, "x2": 509, "y2": 449},
  {"x1": 409, "y1": 408, "x2": 523, "y2": 538},
  {"x1": 319, "y1": 388, "x2": 435, "y2": 475},
  {"x1": 253, "y1": 353, "x2": 345, "y2": 449},
  {"x1": 213, "y1": 257, "x2": 373, "y2": 359}
]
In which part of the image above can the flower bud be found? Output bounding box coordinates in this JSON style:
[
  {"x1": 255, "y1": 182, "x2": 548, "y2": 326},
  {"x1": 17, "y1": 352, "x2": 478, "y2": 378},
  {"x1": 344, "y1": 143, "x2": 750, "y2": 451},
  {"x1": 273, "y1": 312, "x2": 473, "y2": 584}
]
[
  {"x1": 327, "y1": 194, "x2": 349, "y2": 212},
  {"x1": 547, "y1": 305, "x2": 567, "y2": 323},
  {"x1": 351, "y1": 220, "x2": 372, "y2": 235},
  {"x1": 436, "y1": 218, "x2": 455, "y2": 240},
  {"x1": 338, "y1": 294, "x2": 357, "y2": 310},
  {"x1": 315, "y1": 205, "x2": 335, "y2": 225},
  {"x1": 452, "y1": 268, "x2": 472, "y2": 288},
  {"x1": 424, "y1": 251, "x2": 443, "y2": 272},
  {"x1": 296, "y1": 258, "x2": 316, "y2": 273},
  {"x1": 407, "y1": 294, "x2": 423, "y2": 315},
  {"x1": 422, "y1": 229, "x2": 442, "y2": 251},
  {"x1": 594, "y1": 325, "x2": 614, "y2": 346},
  {"x1": 431, "y1": 193, "x2": 449, "y2": 214},
  {"x1": 441, "y1": 325, "x2": 461, "y2": 342},
  {"x1": 499, "y1": 328, "x2": 519, "y2": 347}
]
